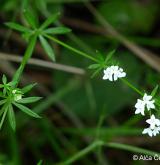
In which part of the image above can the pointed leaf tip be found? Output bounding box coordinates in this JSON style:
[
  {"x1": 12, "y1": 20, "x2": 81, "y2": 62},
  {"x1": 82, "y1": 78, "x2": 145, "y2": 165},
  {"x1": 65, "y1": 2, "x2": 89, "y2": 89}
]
[{"x1": 39, "y1": 35, "x2": 55, "y2": 62}]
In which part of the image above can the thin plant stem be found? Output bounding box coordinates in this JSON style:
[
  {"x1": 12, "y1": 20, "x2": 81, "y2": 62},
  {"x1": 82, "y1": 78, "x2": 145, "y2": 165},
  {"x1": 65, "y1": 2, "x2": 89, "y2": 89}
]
[
  {"x1": 45, "y1": 34, "x2": 99, "y2": 63},
  {"x1": 12, "y1": 35, "x2": 37, "y2": 85},
  {"x1": 57, "y1": 140, "x2": 160, "y2": 165},
  {"x1": 45, "y1": 35, "x2": 144, "y2": 97},
  {"x1": 58, "y1": 141, "x2": 104, "y2": 165},
  {"x1": 121, "y1": 78, "x2": 143, "y2": 96}
]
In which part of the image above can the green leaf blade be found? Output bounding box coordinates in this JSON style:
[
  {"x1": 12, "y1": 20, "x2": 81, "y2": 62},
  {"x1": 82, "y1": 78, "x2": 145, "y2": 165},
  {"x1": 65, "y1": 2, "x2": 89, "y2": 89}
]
[
  {"x1": 88, "y1": 64, "x2": 100, "y2": 69},
  {"x1": 5, "y1": 22, "x2": 31, "y2": 33},
  {"x1": 23, "y1": 10, "x2": 38, "y2": 29},
  {"x1": 0, "y1": 99, "x2": 6, "y2": 106},
  {"x1": 2, "y1": 74, "x2": 7, "y2": 84},
  {"x1": 0, "y1": 104, "x2": 8, "y2": 130},
  {"x1": 40, "y1": 12, "x2": 60, "y2": 29},
  {"x1": 44, "y1": 27, "x2": 71, "y2": 35},
  {"x1": 13, "y1": 102, "x2": 41, "y2": 118},
  {"x1": 17, "y1": 97, "x2": 42, "y2": 104},
  {"x1": 105, "y1": 49, "x2": 116, "y2": 63},
  {"x1": 21, "y1": 83, "x2": 37, "y2": 94},
  {"x1": 39, "y1": 35, "x2": 55, "y2": 61},
  {"x1": 151, "y1": 85, "x2": 159, "y2": 97},
  {"x1": 8, "y1": 104, "x2": 16, "y2": 131}
]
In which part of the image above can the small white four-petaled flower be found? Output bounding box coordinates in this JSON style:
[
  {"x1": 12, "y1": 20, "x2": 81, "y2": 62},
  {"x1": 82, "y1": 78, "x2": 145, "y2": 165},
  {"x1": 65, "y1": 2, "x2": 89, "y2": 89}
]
[
  {"x1": 103, "y1": 65, "x2": 126, "y2": 81},
  {"x1": 146, "y1": 114, "x2": 160, "y2": 129},
  {"x1": 135, "y1": 99, "x2": 145, "y2": 115},
  {"x1": 142, "y1": 115, "x2": 160, "y2": 137},
  {"x1": 103, "y1": 65, "x2": 159, "y2": 137},
  {"x1": 134, "y1": 93, "x2": 155, "y2": 116},
  {"x1": 143, "y1": 94, "x2": 155, "y2": 110},
  {"x1": 134, "y1": 93, "x2": 160, "y2": 137},
  {"x1": 142, "y1": 126, "x2": 160, "y2": 137}
]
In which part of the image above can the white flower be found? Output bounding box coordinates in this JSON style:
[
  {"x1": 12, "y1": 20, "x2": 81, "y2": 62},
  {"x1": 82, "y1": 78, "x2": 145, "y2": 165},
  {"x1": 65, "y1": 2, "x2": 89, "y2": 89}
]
[
  {"x1": 142, "y1": 126, "x2": 160, "y2": 137},
  {"x1": 146, "y1": 115, "x2": 160, "y2": 129},
  {"x1": 103, "y1": 65, "x2": 126, "y2": 81},
  {"x1": 142, "y1": 127, "x2": 153, "y2": 137},
  {"x1": 12, "y1": 89, "x2": 17, "y2": 94},
  {"x1": 135, "y1": 99, "x2": 145, "y2": 115},
  {"x1": 134, "y1": 93, "x2": 155, "y2": 116},
  {"x1": 14, "y1": 94, "x2": 22, "y2": 101},
  {"x1": 152, "y1": 127, "x2": 160, "y2": 136},
  {"x1": 143, "y1": 93, "x2": 155, "y2": 110},
  {"x1": 12, "y1": 89, "x2": 22, "y2": 101}
]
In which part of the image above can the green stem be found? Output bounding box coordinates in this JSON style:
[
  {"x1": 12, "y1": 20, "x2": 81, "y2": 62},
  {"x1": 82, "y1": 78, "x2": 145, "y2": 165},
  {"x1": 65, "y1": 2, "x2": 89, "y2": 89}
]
[
  {"x1": 45, "y1": 34, "x2": 145, "y2": 99},
  {"x1": 45, "y1": 34, "x2": 99, "y2": 63},
  {"x1": 58, "y1": 141, "x2": 104, "y2": 165},
  {"x1": 12, "y1": 35, "x2": 37, "y2": 86},
  {"x1": 57, "y1": 140, "x2": 159, "y2": 165},
  {"x1": 121, "y1": 78, "x2": 143, "y2": 96},
  {"x1": 46, "y1": 35, "x2": 144, "y2": 98},
  {"x1": 105, "y1": 142, "x2": 159, "y2": 156}
]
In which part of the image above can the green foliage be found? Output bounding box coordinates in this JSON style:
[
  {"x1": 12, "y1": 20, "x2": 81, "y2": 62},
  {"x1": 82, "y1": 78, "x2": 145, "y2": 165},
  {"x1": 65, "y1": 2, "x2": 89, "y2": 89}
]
[
  {"x1": 88, "y1": 50, "x2": 115, "y2": 78},
  {"x1": 151, "y1": 85, "x2": 159, "y2": 97},
  {"x1": 1, "y1": 0, "x2": 160, "y2": 164},
  {"x1": 13, "y1": 103, "x2": 41, "y2": 118},
  {"x1": 0, "y1": 75, "x2": 41, "y2": 131},
  {"x1": 39, "y1": 35, "x2": 55, "y2": 62},
  {"x1": 6, "y1": 10, "x2": 71, "y2": 62}
]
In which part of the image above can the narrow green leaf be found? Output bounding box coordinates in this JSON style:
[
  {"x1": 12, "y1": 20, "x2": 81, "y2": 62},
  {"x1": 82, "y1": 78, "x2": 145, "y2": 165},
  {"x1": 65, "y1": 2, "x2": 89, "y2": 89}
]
[
  {"x1": 17, "y1": 97, "x2": 42, "y2": 104},
  {"x1": 8, "y1": 104, "x2": 16, "y2": 131},
  {"x1": 8, "y1": 81, "x2": 18, "y2": 87},
  {"x1": 37, "y1": 160, "x2": 43, "y2": 165},
  {"x1": 39, "y1": 35, "x2": 55, "y2": 61},
  {"x1": 44, "y1": 27, "x2": 71, "y2": 35},
  {"x1": 2, "y1": 74, "x2": 7, "y2": 84},
  {"x1": 105, "y1": 49, "x2": 115, "y2": 63},
  {"x1": 23, "y1": 9, "x2": 38, "y2": 28},
  {"x1": 88, "y1": 64, "x2": 100, "y2": 69},
  {"x1": 151, "y1": 85, "x2": 159, "y2": 97},
  {"x1": 40, "y1": 12, "x2": 60, "y2": 29},
  {"x1": 13, "y1": 102, "x2": 41, "y2": 118},
  {"x1": 5, "y1": 22, "x2": 31, "y2": 33},
  {"x1": 21, "y1": 83, "x2": 37, "y2": 94},
  {"x1": 91, "y1": 67, "x2": 102, "y2": 78},
  {"x1": 0, "y1": 104, "x2": 8, "y2": 129},
  {"x1": 0, "y1": 99, "x2": 6, "y2": 106},
  {"x1": 96, "y1": 51, "x2": 104, "y2": 62}
]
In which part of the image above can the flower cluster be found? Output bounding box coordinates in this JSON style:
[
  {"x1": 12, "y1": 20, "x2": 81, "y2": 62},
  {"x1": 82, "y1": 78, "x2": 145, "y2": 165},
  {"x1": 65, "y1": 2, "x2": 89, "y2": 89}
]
[
  {"x1": 103, "y1": 65, "x2": 126, "y2": 81},
  {"x1": 102, "y1": 64, "x2": 160, "y2": 137},
  {"x1": 135, "y1": 93, "x2": 160, "y2": 137},
  {"x1": 135, "y1": 93, "x2": 155, "y2": 116},
  {"x1": 142, "y1": 115, "x2": 160, "y2": 137}
]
